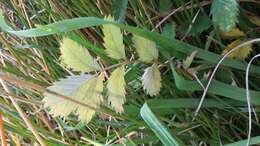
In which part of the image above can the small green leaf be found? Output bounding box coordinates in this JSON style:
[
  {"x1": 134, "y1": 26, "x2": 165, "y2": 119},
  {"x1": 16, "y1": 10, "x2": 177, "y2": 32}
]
[
  {"x1": 189, "y1": 15, "x2": 212, "y2": 36},
  {"x1": 211, "y1": 0, "x2": 239, "y2": 32},
  {"x1": 132, "y1": 34, "x2": 158, "y2": 63},
  {"x1": 162, "y1": 22, "x2": 176, "y2": 38},
  {"x1": 102, "y1": 16, "x2": 126, "y2": 60},
  {"x1": 107, "y1": 66, "x2": 126, "y2": 113},
  {"x1": 60, "y1": 37, "x2": 100, "y2": 72},
  {"x1": 142, "y1": 64, "x2": 161, "y2": 96}
]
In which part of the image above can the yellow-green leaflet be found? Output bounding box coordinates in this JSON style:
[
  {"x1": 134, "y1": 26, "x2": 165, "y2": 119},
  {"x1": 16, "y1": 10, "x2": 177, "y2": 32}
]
[
  {"x1": 142, "y1": 64, "x2": 161, "y2": 96},
  {"x1": 102, "y1": 16, "x2": 126, "y2": 60},
  {"x1": 107, "y1": 66, "x2": 126, "y2": 113},
  {"x1": 43, "y1": 74, "x2": 104, "y2": 123},
  {"x1": 132, "y1": 34, "x2": 158, "y2": 63},
  {"x1": 60, "y1": 37, "x2": 100, "y2": 72},
  {"x1": 76, "y1": 73, "x2": 104, "y2": 123},
  {"x1": 222, "y1": 39, "x2": 253, "y2": 59}
]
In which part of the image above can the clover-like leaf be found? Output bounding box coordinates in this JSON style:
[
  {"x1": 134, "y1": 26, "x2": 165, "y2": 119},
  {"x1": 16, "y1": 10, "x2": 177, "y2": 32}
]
[
  {"x1": 60, "y1": 37, "x2": 100, "y2": 72},
  {"x1": 107, "y1": 66, "x2": 126, "y2": 113},
  {"x1": 102, "y1": 16, "x2": 126, "y2": 60},
  {"x1": 142, "y1": 64, "x2": 161, "y2": 96},
  {"x1": 132, "y1": 34, "x2": 158, "y2": 63}
]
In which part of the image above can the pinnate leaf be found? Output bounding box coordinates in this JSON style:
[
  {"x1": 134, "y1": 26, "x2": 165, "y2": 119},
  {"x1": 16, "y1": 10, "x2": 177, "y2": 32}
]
[
  {"x1": 211, "y1": 0, "x2": 239, "y2": 32},
  {"x1": 142, "y1": 64, "x2": 162, "y2": 96},
  {"x1": 132, "y1": 34, "x2": 158, "y2": 63},
  {"x1": 102, "y1": 16, "x2": 126, "y2": 60},
  {"x1": 60, "y1": 37, "x2": 100, "y2": 72},
  {"x1": 43, "y1": 74, "x2": 104, "y2": 123},
  {"x1": 107, "y1": 66, "x2": 126, "y2": 113},
  {"x1": 222, "y1": 39, "x2": 252, "y2": 59}
]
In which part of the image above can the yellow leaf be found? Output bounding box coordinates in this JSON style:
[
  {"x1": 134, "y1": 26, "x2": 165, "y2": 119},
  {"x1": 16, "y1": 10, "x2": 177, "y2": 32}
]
[
  {"x1": 220, "y1": 28, "x2": 245, "y2": 39},
  {"x1": 222, "y1": 39, "x2": 252, "y2": 59},
  {"x1": 107, "y1": 66, "x2": 126, "y2": 113},
  {"x1": 132, "y1": 34, "x2": 158, "y2": 63},
  {"x1": 43, "y1": 74, "x2": 104, "y2": 123},
  {"x1": 142, "y1": 64, "x2": 161, "y2": 96},
  {"x1": 60, "y1": 38, "x2": 100, "y2": 72},
  {"x1": 43, "y1": 75, "x2": 91, "y2": 117},
  {"x1": 76, "y1": 73, "x2": 104, "y2": 123},
  {"x1": 102, "y1": 16, "x2": 126, "y2": 60}
]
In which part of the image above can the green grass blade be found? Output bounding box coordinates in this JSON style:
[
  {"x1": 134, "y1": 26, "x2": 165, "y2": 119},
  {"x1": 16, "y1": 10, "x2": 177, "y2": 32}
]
[
  {"x1": 125, "y1": 98, "x2": 244, "y2": 116},
  {"x1": 223, "y1": 136, "x2": 260, "y2": 146},
  {"x1": 147, "y1": 98, "x2": 244, "y2": 109},
  {"x1": 140, "y1": 103, "x2": 180, "y2": 146},
  {"x1": 171, "y1": 67, "x2": 260, "y2": 105}
]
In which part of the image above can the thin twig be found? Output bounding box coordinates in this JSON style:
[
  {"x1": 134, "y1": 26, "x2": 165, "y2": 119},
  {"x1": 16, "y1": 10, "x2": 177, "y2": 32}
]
[
  {"x1": 245, "y1": 54, "x2": 260, "y2": 146},
  {"x1": 152, "y1": 4, "x2": 187, "y2": 31}
]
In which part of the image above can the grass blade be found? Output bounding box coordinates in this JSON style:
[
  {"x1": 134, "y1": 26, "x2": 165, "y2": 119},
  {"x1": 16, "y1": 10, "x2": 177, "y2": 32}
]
[
  {"x1": 140, "y1": 103, "x2": 180, "y2": 146},
  {"x1": 223, "y1": 136, "x2": 260, "y2": 146},
  {"x1": 171, "y1": 67, "x2": 260, "y2": 105}
]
